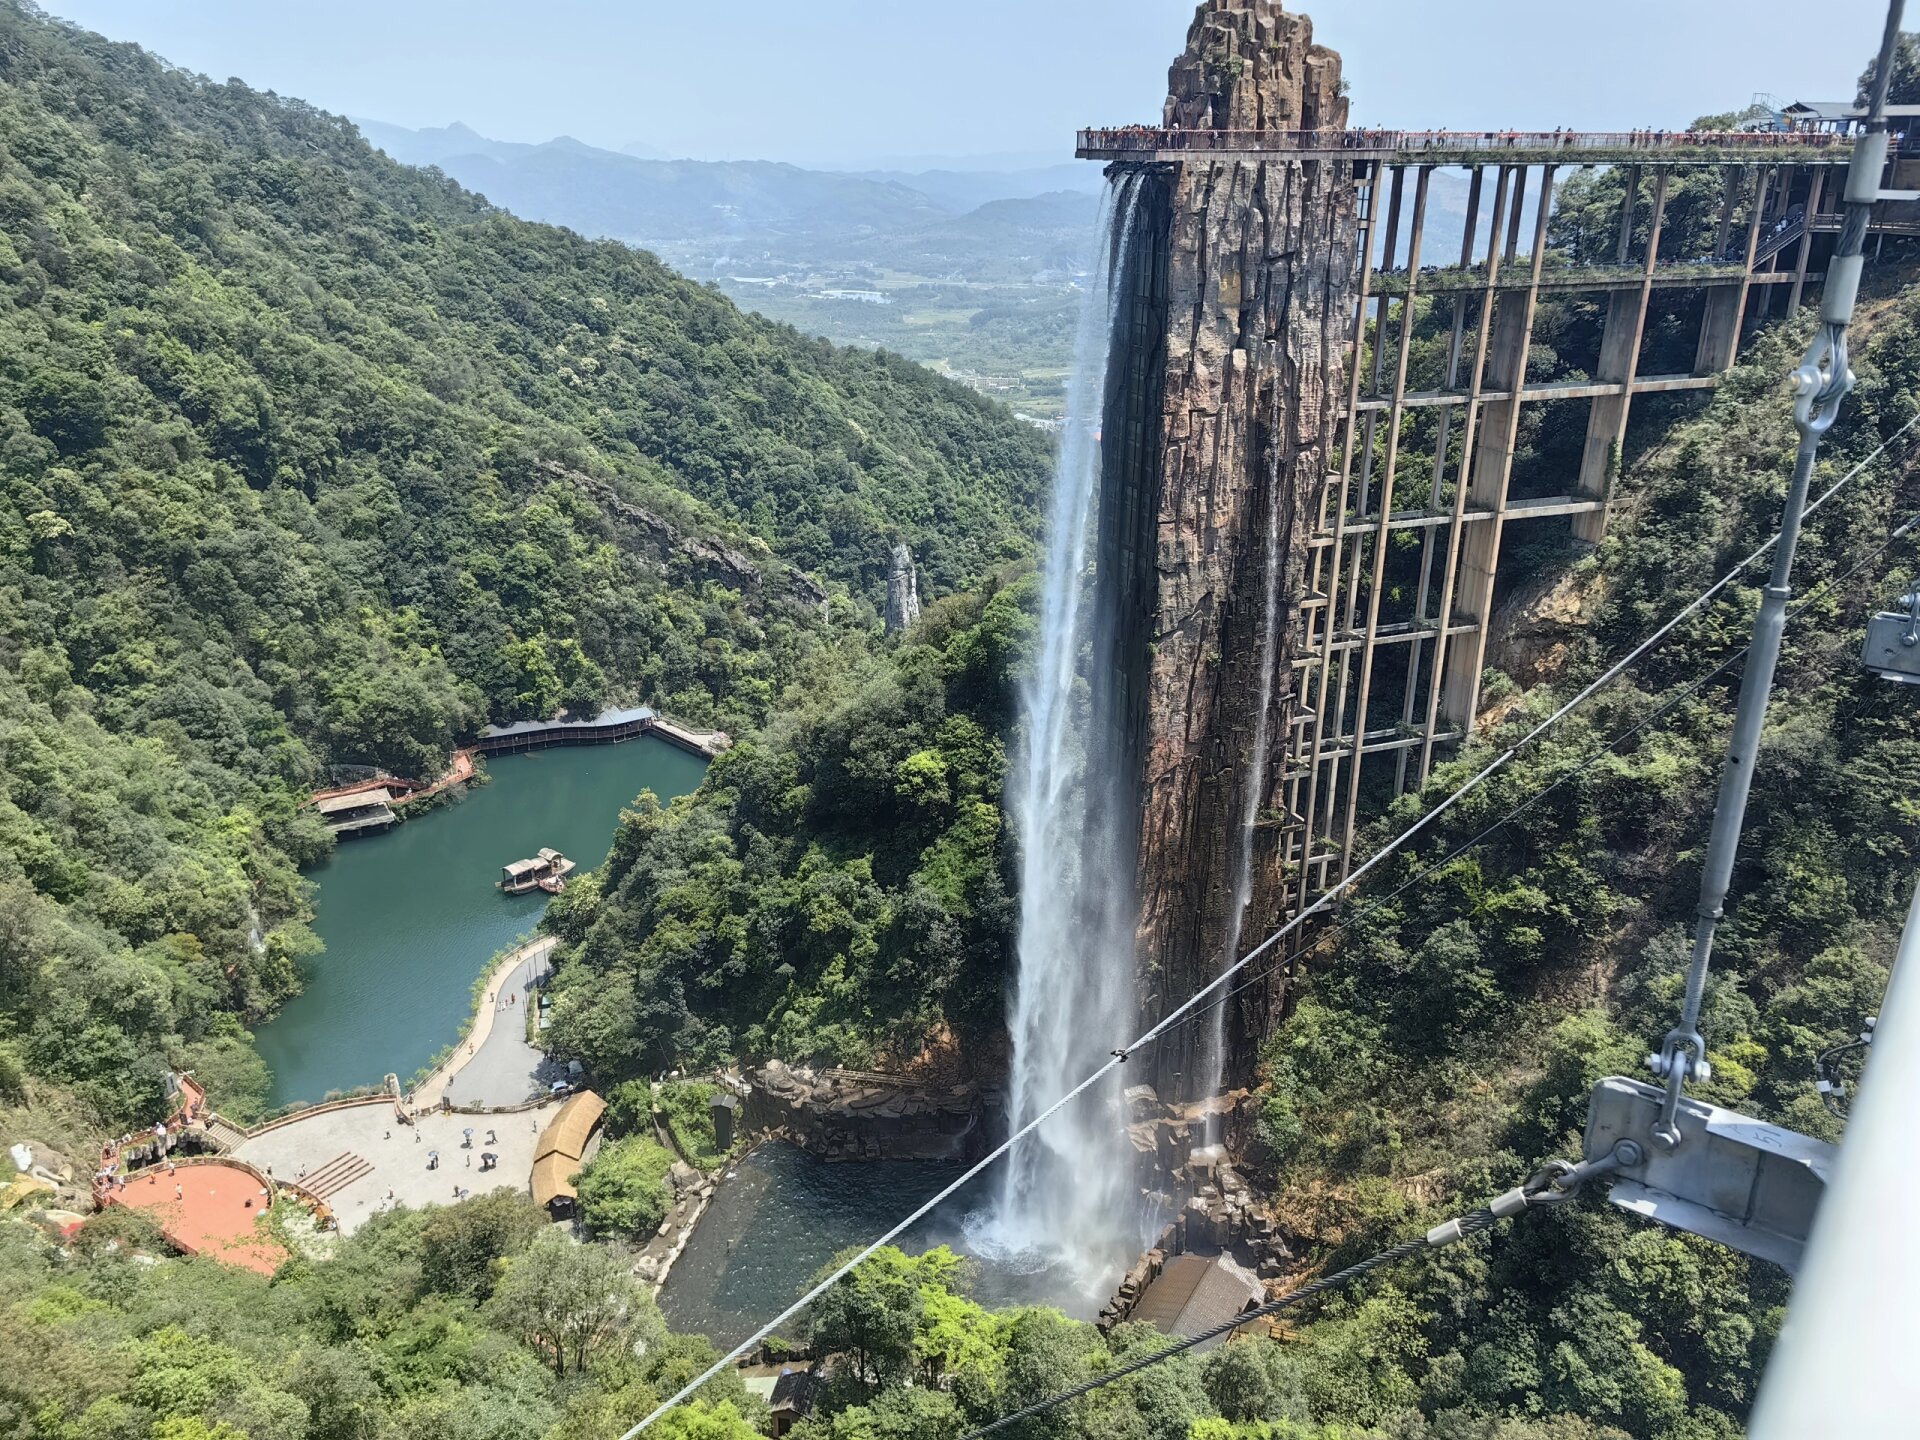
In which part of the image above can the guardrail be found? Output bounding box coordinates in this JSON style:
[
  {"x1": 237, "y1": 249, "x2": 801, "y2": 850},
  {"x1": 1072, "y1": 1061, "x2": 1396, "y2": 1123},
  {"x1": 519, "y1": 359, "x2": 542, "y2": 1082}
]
[{"x1": 1077, "y1": 126, "x2": 1857, "y2": 158}]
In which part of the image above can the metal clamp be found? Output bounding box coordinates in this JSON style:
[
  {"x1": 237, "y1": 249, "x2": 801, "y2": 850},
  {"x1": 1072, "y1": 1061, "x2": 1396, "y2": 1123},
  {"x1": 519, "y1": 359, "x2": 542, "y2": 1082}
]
[
  {"x1": 1424, "y1": 1144, "x2": 1638, "y2": 1247},
  {"x1": 1860, "y1": 584, "x2": 1920, "y2": 683},
  {"x1": 1583, "y1": 1076, "x2": 1836, "y2": 1272},
  {"x1": 1790, "y1": 323, "x2": 1855, "y2": 435}
]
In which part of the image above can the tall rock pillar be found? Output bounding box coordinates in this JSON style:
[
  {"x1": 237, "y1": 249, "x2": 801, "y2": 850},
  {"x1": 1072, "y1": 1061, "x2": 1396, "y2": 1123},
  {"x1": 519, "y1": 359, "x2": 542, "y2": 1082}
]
[{"x1": 1117, "y1": 1, "x2": 1357, "y2": 1100}]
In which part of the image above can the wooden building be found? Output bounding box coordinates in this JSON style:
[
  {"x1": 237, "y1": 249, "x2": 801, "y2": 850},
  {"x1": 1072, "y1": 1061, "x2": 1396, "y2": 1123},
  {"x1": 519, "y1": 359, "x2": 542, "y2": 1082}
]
[
  {"x1": 313, "y1": 788, "x2": 397, "y2": 836},
  {"x1": 531, "y1": 1089, "x2": 606, "y2": 1217}
]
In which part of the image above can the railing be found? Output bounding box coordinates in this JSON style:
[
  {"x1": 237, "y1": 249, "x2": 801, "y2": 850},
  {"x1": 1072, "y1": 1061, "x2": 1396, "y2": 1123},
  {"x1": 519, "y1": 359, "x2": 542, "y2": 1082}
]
[
  {"x1": 1077, "y1": 126, "x2": 1853, "y2": 158},
  {"x1": 1754, "y1": 213, "x2": 1809, "y2": 264}
]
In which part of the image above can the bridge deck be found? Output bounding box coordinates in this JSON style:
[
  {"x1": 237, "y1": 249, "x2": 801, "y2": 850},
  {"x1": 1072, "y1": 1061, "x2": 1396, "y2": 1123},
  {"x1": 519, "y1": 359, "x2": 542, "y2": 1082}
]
[{"x1": 1076, "y1": 127, "x2": 1856, "y2": 167}]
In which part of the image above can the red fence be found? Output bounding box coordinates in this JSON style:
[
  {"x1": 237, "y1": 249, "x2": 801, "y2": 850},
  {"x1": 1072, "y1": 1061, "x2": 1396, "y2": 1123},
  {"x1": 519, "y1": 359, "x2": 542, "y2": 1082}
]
[{"x1": 1077, "y1": 127, "x2": 1855, "y2": 157}]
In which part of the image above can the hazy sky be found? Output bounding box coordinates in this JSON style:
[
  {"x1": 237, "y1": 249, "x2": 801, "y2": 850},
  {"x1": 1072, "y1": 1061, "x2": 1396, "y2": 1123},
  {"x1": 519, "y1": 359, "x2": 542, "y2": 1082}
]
[{"x1": 45, "y1": 0, "x2": 1887, "y2": 166}]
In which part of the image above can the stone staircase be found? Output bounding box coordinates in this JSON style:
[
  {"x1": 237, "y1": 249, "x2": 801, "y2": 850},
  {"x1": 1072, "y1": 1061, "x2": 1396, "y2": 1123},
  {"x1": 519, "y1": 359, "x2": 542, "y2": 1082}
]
[
  {"x1": 203, "y1": 1115, "x2": 250, "y2": 1151},
  {"x1": 296, "y1": 1152, "x2": 373, "y2": 1200}
]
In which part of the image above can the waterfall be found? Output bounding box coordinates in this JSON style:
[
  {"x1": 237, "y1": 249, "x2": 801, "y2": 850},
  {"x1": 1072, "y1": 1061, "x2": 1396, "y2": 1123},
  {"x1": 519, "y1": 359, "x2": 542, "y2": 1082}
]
[
  {"x1": 972, "y1": 176, "x2": 1144, "y2": 1293},
  {"x1": 1199, "y1": 350, "x2": 1287, "y2": 1141}
]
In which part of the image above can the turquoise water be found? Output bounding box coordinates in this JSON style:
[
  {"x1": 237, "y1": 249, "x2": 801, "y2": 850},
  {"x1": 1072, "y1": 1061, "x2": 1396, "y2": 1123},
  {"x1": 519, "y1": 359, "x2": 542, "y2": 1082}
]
[
  {"x1": 658, "y1": 1144, "x2": 1098, "y2": 1349},
  {"x1": 257, "y1": 739, "x2": 708, "y2": 1107}
]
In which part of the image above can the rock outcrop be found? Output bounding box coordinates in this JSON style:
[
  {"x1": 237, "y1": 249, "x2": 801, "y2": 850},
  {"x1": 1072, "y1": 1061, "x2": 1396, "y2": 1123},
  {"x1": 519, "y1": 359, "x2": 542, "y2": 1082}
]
[
  {"x1": 538, "y1": 459, "x2": 829, "y2": 617},
  {"x1": 1115, "y1": 1, "x2": 1358, "y2": 1098},
  {"x1": 883, "y1": 541, "x2": 922, "y2": 633},
  {"x1": 1481, "y1": 559, "x2": 1601, "y2": 700},
  {"x1": 741, "y1": 1061, "x2": 989, "y2": 1162}
]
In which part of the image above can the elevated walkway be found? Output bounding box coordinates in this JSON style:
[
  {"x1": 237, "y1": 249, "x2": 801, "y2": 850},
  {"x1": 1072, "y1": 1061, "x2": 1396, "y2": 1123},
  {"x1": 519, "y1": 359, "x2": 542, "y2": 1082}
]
[{"x1": 1077, "y1": 126, "x2": 1855, "y2": 167}]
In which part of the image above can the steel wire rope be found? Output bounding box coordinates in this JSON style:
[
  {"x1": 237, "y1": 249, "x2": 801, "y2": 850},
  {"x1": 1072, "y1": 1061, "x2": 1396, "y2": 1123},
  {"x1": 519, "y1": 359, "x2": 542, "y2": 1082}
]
[
  {"x1": 615, "y1": 408, "x2": 1920, "y2": 1439},
  {"x1": 955, "y1": 1212, "x2": 1505, "y2": 1440}
]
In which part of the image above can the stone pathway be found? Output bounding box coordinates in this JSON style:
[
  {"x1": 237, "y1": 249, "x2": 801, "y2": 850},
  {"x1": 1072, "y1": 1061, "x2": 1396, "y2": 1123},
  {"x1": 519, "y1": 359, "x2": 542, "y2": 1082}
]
[{"x1": 445, "y1": 943, "x2": 565, "y2": 1108}]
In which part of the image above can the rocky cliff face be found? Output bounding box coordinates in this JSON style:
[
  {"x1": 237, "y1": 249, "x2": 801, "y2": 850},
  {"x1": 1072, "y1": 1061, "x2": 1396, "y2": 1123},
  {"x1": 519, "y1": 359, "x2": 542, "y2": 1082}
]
[
  {"x1": 1119, "y1": 1, "x2": 1356, "y2": 1099},
  {"x1": 883, "y1": 541, "x2": 922, "y2": 633},
  {"x1": 742, "y1": 1061, "x2": 988, "y2": 1161}
]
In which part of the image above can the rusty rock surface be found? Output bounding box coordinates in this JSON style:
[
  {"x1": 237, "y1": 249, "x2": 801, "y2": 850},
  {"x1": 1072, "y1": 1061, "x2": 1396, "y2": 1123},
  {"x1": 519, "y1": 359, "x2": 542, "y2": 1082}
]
[{"x1": 1128, "y1": 1, "x2": 1357, "y2": 1097}]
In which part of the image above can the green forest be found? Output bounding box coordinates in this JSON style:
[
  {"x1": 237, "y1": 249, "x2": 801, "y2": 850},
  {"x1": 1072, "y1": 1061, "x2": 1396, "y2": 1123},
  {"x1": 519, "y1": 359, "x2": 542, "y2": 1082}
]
[{"x1": 5, "y1": 1, "x2": 1920, "y2": 1438}]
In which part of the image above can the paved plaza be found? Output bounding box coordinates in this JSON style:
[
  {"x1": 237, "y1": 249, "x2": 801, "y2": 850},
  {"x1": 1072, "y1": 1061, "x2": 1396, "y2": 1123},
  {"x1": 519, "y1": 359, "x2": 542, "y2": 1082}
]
[
  {"x1": 234, "y1": 1100, "x2": 561, "y2": 1233},
  {"x1": 106, "y1": 1160, "x2": 287, "y2": 1273}
]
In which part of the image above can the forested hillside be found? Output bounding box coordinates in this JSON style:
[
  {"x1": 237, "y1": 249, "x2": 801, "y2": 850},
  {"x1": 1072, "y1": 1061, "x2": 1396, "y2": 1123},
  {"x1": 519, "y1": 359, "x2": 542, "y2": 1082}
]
[
  {"x1": 0, "y1": 0, "x2": 1047, "y2": 1132},
  {"x1": 544, "y1": 577, "x2": 1030, "y2": 1076}
]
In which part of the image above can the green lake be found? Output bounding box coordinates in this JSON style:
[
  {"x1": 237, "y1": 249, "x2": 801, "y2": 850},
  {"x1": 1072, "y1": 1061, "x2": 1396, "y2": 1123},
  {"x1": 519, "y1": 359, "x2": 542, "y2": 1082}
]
[{"x1": 256, "y1": 738, "x2": 709, "y2": 1108}]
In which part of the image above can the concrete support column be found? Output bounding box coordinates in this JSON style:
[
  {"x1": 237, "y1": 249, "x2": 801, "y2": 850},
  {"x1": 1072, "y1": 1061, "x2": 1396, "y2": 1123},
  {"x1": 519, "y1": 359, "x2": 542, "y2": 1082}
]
[
  {"x1": 1337, "y1": 165, "x2": 1430, "y2": 874},
  {"x1": 1743, "y1": 166, "x2": 1780, "y2": 332},
  {"x1": 1700, "y1": 166, "x2": 1770, "y2": 372},
  {"x1": 1712, "y1": 166, "x2": 1736, "y2": 259},
  {"x1": 1615, "y1": 165, "x2": 1642, "y2": 265},
  {"x1": 1575, "y1": 292, "x2": 1640, "y2": 511},
  {"x1": 1396, "y1": 164, "x2": 1485, "y2": 794},
  {"x1": 1296, "y1": 158, "x2": 1384, "y2": 909},
  {"x1": 1694, "y1": 284, "x2": 1744, "y2": 375},
  {"x1": 1787, "y1": 168, "x2": 1826, "y2": 311},
  {"x1": 1415, "y1": 163, "x2": 1513, "y2": 786},
  {"x1": 1436, "y1": 165, "x2": 1555, "y2": 738},
  {"x1": 1572, "y1": 169, "x2": 1667, "y2": 545}
]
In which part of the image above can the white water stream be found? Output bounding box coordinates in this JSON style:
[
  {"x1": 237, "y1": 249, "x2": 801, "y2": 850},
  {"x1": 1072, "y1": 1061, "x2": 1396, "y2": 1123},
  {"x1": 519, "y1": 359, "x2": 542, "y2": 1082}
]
[
  {"x1": 972, "y1": 177, "x2": 1145, "y2": 1294},
  {"x1": 981, "y1": 175, "x2": 1288, "y2": 1287}
]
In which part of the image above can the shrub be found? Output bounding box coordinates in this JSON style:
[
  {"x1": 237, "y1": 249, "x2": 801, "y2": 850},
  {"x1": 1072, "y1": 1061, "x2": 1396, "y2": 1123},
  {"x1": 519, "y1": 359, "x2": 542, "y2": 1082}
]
[{"x1": 573, "y1": 1136, "x2": 676, "y2": 1237}]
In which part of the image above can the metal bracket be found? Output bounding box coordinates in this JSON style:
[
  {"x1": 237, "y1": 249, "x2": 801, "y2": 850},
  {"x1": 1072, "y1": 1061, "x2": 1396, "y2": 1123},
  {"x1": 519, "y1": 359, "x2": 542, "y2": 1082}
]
[
  {"x1": 1583, "y1": 1077, "x2": 1837, "y2": 1272},
  {"x1": 1861, "y1": 580, "x2": 1920, "y2": 683}
]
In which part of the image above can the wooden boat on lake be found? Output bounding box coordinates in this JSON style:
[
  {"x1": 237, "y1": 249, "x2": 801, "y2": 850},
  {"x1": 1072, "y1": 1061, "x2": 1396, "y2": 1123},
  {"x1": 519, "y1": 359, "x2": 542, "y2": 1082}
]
[{"x1": 499, "y1": 847, "x2": 576, "y2": 895}]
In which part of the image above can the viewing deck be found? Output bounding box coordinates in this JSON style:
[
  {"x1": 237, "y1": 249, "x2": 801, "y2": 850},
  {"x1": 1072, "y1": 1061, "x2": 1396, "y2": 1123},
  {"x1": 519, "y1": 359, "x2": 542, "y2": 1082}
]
[{"x1": 1076, "y1": 126, "x2": 1859, "y2": 167}]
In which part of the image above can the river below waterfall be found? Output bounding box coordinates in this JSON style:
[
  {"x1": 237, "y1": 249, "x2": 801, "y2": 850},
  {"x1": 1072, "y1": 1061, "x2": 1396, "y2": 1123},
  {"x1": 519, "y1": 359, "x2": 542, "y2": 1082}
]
[
  {"x1": 658, "y1": 1144, "x2": 1104, "y2": 1349},
  {"x1": 256, "y1": 739, "x2": 708, "y2": 1108}
]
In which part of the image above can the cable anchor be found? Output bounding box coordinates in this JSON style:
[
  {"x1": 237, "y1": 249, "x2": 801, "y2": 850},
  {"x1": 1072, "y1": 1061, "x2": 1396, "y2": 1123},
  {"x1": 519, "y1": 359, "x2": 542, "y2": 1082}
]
[{"x1": 1790, "y1": 323, "x2": 1853, "y2": 436}]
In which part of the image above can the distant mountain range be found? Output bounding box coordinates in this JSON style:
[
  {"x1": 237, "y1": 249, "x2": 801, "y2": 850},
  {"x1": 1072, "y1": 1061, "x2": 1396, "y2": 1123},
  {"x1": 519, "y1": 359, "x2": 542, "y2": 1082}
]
[
  {"x1": 353, "y1": 119, "x2": 1106, "y2": 419},
  {"x1": 352, "y1": 119, "x2": 1100, "y2": 249},
  {"x1": 349, "y1": 120, "x2": 1480, "y2": 425}
]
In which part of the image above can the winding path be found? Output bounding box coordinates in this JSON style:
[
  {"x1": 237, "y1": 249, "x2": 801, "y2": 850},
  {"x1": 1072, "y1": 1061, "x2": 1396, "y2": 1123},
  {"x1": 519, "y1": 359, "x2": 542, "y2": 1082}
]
[{"x1": 414, "y1": 936, "x2": 562, "y2": 1109}]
